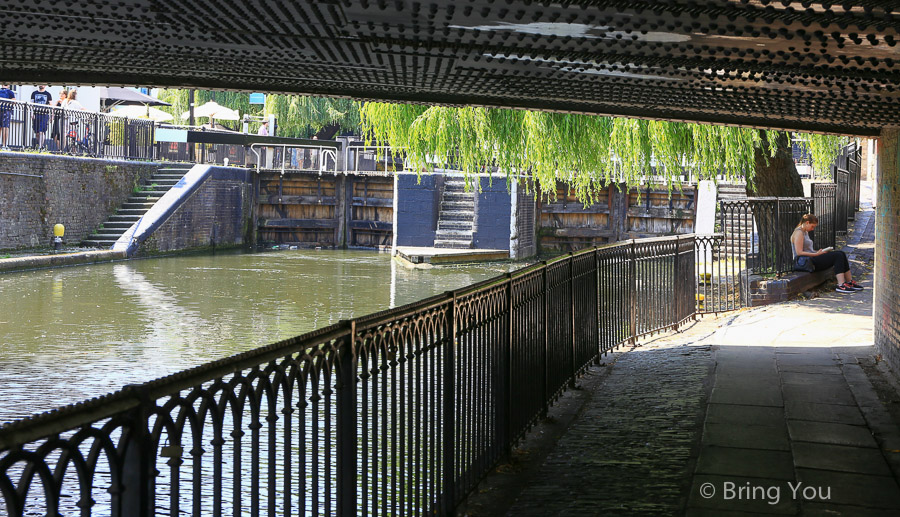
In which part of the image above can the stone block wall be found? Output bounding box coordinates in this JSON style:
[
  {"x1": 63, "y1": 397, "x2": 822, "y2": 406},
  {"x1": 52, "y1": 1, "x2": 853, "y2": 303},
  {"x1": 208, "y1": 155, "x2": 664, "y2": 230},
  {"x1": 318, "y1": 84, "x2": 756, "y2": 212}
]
[
  {"x1": 0, "y1": 153, "x2": 157, "y2": 249},
  {"x1": 139, "y1": 168, "x2": 254, "y2": 254},
  {"x1": 876, "y1": 129, "x2": 900, "y2": 373},
  {"x1": 394, "y1": 173, "x2": 442, "y2": 247}
]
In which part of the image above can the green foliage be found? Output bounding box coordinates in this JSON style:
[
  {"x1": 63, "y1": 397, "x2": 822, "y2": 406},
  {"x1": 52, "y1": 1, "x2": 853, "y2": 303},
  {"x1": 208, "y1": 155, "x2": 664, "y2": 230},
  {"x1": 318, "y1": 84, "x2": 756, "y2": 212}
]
[
  {"x1": 796, "y1": 133, "x2": 852, "y2": 178},
  {"x1": 155, "y1": 89, "x2": 361, "y2": 137},
  {"x1": 359, "y1": 102, "x2": 772, "y2": 203}
]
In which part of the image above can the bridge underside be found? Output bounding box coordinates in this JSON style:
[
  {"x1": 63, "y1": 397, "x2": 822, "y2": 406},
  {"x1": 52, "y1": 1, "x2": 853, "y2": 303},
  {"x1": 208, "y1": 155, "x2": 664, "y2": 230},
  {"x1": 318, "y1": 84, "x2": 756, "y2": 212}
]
[{"x1": 1, "y1": 1, "x2": 899, "y2": 136}]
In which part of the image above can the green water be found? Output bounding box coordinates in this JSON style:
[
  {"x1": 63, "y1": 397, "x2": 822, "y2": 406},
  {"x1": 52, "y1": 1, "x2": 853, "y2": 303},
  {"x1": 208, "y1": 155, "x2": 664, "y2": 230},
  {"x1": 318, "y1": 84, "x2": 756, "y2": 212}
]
[{"x1": 0, "y1": 249, "x2": 519, "y2": 422}]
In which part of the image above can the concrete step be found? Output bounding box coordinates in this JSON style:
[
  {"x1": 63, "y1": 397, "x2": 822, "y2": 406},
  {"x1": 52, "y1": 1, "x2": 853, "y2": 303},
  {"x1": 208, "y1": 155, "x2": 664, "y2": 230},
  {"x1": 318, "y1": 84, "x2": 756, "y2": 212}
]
[
  {"x1": 117, "y1": 208, "x2": 149, "y2": 216},
  {"x1": 108, "y1": 215, "x2": 142, "y2": 223},
  {"x1": 436, "y1": 230, "x2": 473, "y2": 241},
  {"x1": 121, "y1": 202, "x2": 154, "y2": 210},
  {"x1": 441, "y1": 200, "x2": 474, "y2": 210},
  {"x1": 86, "y1": 232, "x2": 127, "y2": 240},
  {"x1": 155, "y1": 168, "x2": 191, "y2": 174},
  {"x1": 132, "y1": 189, "x2": 170, "y2": 197},
  {"x1": 148, "y1": 178, "x2": 180, "y2": 186},
  {"x1": 440, "y1": 210, "x2": 475, "y2": 221},
  {"x1": 434, "y1": 239, "x2": 473, "y2": 249},
  {"x1": 443, "y1": 191, "x2": 474, "y2": 201},
  {"x1": 437, "y1": 220, "x2": 474, "y2": 231},
  {"x1": 103, "y1": 221, "x2": 135, "y2": 230},
  {"x1": 151, "y1": 174, "x2": 186, "y2": 181},
  {"x1": 80, "y1": 240, "x2": 116, "y2": 248}
]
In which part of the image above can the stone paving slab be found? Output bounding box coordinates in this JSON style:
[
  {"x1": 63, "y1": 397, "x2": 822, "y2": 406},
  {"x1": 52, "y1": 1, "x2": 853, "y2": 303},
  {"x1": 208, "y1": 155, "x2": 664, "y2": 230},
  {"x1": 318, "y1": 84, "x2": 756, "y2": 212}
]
[
  {"x1": 705, "y1": 404, "x2": 785, "y2": 427},
  {"x1": 792, "y1": 442, "x2": 892, "y2": 476},
  {"x1": 702, "y1": 422, "x2": 791, "y2": 451},
  {"x1": 795, "y1": 469, "x2": 900, "y2": 510},
  {"x1": 783, "y1": 400, "x2": 866, "y2": 425},
  {"x1": 786, "y1": 420, "x2": 879, "y2": 448},
  {"x1": 695, "y1": 447, "x2": 795, "y2": 480}
]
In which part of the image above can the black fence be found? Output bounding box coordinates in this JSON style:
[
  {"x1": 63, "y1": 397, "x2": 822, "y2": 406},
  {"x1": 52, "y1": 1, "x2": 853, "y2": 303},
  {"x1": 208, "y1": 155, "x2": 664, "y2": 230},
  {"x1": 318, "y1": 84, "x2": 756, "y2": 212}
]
[
  {"x1": 0, "y1": 99, "x2": 155, "y2": 160},
  {"x1": 718, "y1": 142, "x2": 862, "y2": 277},
  {"x1": 0, "y1": 234, "x2": 736, "y2": 517}
]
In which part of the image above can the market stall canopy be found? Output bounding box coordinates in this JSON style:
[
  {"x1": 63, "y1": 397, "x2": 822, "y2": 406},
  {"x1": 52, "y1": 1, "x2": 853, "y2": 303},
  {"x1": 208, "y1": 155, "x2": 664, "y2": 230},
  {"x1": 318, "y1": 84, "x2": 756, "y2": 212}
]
[
  {"x1": 109, "y1": 104, "x2": 174, "y2": 122},
  {"x1": 182, "y1": 101, "x2": 240, "y2": 121},
  {"x1": 98, "y1": 87, "x2": 170, "y2": 107}
]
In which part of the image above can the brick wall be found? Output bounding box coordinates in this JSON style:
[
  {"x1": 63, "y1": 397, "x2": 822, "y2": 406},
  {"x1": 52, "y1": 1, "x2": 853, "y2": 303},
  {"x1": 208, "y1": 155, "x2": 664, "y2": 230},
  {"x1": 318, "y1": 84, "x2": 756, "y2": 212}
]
[
  {"x1": 139, "y1": 169, "x2": 254, "y2": 254},
  {"x1": 876, "y1": 129, "x2": 900, "y2": 373},
  {"x1": 0, "y1": 153, "x2": 157, "y2": 249}
]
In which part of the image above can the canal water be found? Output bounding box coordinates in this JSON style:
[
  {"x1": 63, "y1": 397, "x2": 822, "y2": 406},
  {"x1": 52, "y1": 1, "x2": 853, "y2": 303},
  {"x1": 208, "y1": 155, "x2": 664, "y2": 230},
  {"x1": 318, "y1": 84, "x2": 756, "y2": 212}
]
[{"x1": 0, "y1": 249, "x2": 521, "y2": 423}]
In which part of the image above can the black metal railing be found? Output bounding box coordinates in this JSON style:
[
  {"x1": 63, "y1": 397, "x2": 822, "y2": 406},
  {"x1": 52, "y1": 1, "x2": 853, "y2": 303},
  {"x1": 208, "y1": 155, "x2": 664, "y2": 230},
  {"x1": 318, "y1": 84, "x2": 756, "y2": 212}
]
[
  {"x1": 0, "y1": 234, "x2": 729, "y2": 517},
  {"x1": 719, "y1": 198, "x2": 814, "y2": 276},
  {"x1": 0, "y1": 99, "x2": 155, "y2": 160}
]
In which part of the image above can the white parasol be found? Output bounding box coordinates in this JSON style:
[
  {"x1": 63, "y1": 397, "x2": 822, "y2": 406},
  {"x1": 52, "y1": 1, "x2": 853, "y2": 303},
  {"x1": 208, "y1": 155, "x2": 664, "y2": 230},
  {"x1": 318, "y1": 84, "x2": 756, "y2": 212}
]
[
  {"x1": 181, "y1": 100, "x2": 240, "y2": 121},
  {"x1": 109, "y1": 104, "x2": 174, "y2": 122}
]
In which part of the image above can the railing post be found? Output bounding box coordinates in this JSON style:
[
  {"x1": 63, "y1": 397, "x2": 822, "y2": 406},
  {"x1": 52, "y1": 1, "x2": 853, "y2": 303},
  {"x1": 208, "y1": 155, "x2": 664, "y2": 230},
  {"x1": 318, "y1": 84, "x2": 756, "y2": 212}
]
[
  {"x1": 672, "y1": 236, "x2": 679, "y2": 330},
  {"x1": 629, "y1": 241, "x2": 637, "y2": 344},
  {"x1": 541, "y1": 262, "x2": 549, "y2": 417},
  {"x1": 118, "y1": 385, "x2": 154, "y2": 517},
  {"x1": 569, "y1": 252, "x2": 577, "y2": 388},
  {"x1": 442, "y1": 292, "x2": 457, "y2": 515},
  {"x1": 500, "y1": 273, "x2": 513, "y2": 461},
  {"x1": 594, "y1": 249, "x2": 601, "y2": 364},
  {"x1": 775, "y1": 200, "x2": 782, "y2": 275},
  {"x1": 337, "y1": 320, "x2": 358, "y2": 517}
]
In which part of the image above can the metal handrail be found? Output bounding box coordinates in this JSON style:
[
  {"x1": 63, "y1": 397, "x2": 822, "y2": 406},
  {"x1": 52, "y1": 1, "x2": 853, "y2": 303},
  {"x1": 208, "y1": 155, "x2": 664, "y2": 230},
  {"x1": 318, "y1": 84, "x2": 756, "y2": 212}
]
[
  {"x1": 250, "y1": 143, "x2": 337, "y2": 175},
  {"x1": 0, "y1": 231, "x2": 739, "y2": 515}
]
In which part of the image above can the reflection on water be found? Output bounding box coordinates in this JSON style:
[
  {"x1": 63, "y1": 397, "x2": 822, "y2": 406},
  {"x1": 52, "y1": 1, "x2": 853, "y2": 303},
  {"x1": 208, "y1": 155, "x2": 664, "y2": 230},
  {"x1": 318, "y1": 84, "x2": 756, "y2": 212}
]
[{"x1": 0, "y1": 249, "x2": 519, "y2": 422}]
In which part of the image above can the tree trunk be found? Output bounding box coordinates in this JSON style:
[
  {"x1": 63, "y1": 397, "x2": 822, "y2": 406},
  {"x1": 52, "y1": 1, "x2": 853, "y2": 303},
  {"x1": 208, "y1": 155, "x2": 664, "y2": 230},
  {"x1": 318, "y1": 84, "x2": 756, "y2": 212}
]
[
  {"x1": 746, "y1": 131, "x2": 805, "y2": 273},
  {"x1": 314, "y1": 123, "x2": 341, "y2": 141},
  {"x1": 747, "y1": 130, "x2": 803, "y2": 197}
]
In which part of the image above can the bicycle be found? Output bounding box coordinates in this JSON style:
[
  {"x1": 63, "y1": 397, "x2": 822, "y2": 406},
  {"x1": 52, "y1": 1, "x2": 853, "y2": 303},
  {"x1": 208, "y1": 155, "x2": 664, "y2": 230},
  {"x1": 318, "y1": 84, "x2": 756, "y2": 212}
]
[{"x1": 65, "y1": 120, "x2": 97, "y2": 156}]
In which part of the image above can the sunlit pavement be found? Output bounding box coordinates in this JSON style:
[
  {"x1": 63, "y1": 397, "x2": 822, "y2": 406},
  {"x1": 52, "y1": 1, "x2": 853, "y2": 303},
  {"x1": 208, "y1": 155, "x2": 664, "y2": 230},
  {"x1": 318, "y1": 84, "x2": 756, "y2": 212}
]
[{"x1": 466, "y1": 185, "x2": 900, "y2": 515}]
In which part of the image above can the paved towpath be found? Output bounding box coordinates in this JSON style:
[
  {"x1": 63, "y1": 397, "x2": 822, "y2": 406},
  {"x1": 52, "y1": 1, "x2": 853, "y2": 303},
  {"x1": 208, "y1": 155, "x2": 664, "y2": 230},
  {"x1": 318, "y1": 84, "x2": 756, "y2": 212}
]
[{"x1": 464, "y1": 183, "x2": 900, "y2": 515}]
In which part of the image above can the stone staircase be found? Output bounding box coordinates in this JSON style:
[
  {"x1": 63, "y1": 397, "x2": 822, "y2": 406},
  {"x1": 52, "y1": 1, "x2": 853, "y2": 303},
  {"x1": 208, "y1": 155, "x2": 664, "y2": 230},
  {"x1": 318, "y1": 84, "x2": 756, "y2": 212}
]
[
  {"x1": 81, "y1": 167, "x2": 190, "y2": 248},
  {"x1": 434, "y1": 178, "x2": 476, "y2": 249}
]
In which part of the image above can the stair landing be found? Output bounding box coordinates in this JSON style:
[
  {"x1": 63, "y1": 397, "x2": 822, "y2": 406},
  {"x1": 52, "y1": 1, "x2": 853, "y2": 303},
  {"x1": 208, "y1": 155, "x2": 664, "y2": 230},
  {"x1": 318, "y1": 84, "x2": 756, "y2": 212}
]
[{"x1": 394, "y1": 246, "x2": 508, "y2": 266}]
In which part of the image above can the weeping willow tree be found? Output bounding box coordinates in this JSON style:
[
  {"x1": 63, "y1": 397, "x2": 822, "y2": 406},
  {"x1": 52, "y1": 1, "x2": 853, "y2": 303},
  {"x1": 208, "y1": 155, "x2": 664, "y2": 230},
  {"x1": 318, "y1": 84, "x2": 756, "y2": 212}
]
[
  {"x1": 359, "y1": 102, "x2": 852, "y2": 203},
  {"x1": 155, "y1": 89, "x2": 360, "y2": 138},
  {"x1": 264, "y1": 95, "x2": 360, "y2": 139},
  {"x1": 796, "y1": 133, "x2": 852, "y2": 179},
  {"x1": 360, "y1": 103, "x2": 774, "y2": 203}
]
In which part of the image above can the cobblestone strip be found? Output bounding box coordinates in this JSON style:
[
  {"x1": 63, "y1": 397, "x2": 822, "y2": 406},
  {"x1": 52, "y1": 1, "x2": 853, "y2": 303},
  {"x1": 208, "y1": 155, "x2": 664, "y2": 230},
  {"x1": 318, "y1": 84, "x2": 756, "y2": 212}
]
[{"x1": 502, "y1": 339, "x2": 717, "y2": 516}]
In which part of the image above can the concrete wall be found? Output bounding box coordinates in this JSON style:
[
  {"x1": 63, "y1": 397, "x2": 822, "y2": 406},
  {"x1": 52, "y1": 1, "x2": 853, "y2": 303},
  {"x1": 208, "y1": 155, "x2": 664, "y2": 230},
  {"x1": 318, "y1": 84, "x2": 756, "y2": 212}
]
[
  {"x1": 876, "y1": 129, "x2": 900, "y2": 373},
  {"x1": 472, "y1": 176, "x2": 512, "y2": 250},
  {"x1": 139, "y1": 167, "x2": 254, "y2": 254},
  {"x1": 0, "y1": 153, "x2": 156, "y2": 249},
  {"x1": 394, "y1": 173, "x2": 441, "y2": 247}
]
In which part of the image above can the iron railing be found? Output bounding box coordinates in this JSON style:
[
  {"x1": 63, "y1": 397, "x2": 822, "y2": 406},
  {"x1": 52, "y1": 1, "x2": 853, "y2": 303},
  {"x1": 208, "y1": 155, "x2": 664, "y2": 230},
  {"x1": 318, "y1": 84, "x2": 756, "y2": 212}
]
[
  {"x1": 0, "y1": 99, "x2": 155, "y2": 160},
  {"x1": 0, "y1": 234, "x2": 732, "y2": 517},
  {"x1": 250, "y1": 143, "x2": 338, "y2": 175}
]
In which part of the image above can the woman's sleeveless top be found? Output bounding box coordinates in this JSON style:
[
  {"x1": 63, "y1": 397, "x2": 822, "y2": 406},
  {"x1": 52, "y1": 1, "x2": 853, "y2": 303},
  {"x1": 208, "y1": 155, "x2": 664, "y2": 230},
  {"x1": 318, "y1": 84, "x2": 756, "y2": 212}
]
[{"x1": 791, "y1": 228, "x2": 814, "y2": 259}]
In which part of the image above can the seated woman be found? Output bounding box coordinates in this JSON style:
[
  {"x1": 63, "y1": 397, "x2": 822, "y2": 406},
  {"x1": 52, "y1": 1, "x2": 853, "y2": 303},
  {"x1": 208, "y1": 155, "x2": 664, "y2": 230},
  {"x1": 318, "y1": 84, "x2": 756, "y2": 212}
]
[{"x1": 791, "y1": 214, "x2": 862, "y2": 293}]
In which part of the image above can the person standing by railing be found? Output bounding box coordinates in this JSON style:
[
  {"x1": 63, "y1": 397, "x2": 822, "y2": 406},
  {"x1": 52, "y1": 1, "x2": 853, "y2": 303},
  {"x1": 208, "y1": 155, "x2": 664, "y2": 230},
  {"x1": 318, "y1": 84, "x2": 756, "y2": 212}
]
[
  {"x1": 791, "y1": 214, "x2": 863, "y2": 293},
  {"x1": 30, "y1": 85, "x2": 52, "y2": 149},
  {"x1": 50, "y1": 88, "x2": 68, "y2": 150},
  {"x1": 0, "y1": 84, "x2": 16, "y2": 150}
]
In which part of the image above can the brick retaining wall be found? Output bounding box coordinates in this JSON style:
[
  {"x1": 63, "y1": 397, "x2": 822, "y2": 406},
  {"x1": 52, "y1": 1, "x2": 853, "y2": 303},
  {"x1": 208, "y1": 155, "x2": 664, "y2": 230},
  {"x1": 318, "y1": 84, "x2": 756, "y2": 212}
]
[
  {"x1": 876, "y1": 129, "x2": 900, "y2": 374},
  {"x1": 139, "y1": 168, "x2": 254, "y2": 254},
  {"x1": 0, "y1": 152, "x2": 157, "y2": 249}
]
